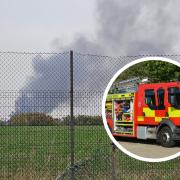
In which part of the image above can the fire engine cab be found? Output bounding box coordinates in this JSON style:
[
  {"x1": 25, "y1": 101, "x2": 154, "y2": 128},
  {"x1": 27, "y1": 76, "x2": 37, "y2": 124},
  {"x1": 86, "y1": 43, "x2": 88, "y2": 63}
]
[{"x1": 105, "y1": 78, "x2": 180, "y2": 147}]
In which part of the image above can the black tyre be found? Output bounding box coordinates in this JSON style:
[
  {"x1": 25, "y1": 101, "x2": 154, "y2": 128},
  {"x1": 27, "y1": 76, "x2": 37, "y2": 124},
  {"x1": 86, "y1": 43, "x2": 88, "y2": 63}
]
[{"x1": 158, "y1": 126, "x2": 175, "y2": 147}]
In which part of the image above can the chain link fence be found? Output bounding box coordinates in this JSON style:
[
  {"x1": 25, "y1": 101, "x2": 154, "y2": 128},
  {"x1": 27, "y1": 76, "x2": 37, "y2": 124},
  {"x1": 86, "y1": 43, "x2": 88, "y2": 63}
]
[{"x1": 0, "y1": 51, "x2": 179, "y2": 179}]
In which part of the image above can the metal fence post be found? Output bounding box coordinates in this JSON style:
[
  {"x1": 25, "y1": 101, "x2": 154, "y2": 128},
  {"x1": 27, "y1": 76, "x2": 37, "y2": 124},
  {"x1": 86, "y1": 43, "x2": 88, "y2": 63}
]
[
  {"x1": 70, "y1": 50, "x2": 75, "y2": 180},
  {"x1": 112, "y1": 143, "x2": 116, "y2": 180}
]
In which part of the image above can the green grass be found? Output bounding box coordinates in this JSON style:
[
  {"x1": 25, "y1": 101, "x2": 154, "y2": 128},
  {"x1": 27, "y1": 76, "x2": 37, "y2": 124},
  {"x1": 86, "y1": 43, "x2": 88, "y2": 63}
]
[
  {"x1": 0, "y1": 126, "x2": 110, "y2": 179},
  {"x1": 0, "y1": 126, "x2": 179, "y2": 179}
]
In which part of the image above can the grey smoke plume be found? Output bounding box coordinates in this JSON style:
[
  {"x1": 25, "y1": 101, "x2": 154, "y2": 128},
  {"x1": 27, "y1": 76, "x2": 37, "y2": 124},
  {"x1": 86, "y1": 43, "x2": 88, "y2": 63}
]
[
  {"x1": 61, "y1": 0, "x2": 179, "y2": 55},
  {"x1": 15, "y1": 0, "x2": 180, "y2": 116},
  {"x1": 15, "y1": 54, "x2": 70, "y2": 114}
]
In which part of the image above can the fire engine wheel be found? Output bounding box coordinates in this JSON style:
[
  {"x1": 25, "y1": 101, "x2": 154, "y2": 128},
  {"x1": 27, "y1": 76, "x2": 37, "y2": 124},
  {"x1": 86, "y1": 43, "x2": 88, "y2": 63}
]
[{"x1": 158, "y1": 126, "x2": 175, "y2": 147}]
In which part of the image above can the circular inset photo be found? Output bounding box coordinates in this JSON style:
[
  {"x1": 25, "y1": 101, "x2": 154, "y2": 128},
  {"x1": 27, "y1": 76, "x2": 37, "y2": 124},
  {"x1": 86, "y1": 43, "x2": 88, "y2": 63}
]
[{"x1": 102, "y1": 57, "x2": 180, "y2": 162}]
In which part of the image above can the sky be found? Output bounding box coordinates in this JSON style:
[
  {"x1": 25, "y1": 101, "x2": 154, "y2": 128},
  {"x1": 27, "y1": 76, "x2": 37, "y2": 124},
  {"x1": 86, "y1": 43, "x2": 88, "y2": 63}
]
[
  {"x1": 0, "y1": 0, "x2": 97, "y2": 119},
  {"x1": 1, "y1": 0, "x2": 180, "y2": 55},
  {"x1": 1, "y1": 0, "x2": 180, "y2": 119},
  {"x1": 0, "y1": 0, "x2": 96, "y2": 52}
]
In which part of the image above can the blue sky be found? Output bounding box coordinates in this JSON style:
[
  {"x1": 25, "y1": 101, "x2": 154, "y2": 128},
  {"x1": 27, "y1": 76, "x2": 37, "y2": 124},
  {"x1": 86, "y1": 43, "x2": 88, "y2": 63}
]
[{"x1": 0, "y1": 0, "x2": 96, "y2": 52}]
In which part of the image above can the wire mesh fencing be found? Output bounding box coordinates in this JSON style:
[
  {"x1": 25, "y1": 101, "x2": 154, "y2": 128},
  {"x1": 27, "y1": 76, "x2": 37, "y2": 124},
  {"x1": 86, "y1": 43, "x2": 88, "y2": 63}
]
[
  {"x1": 0, "y1": 51, "x2": 179, "y2": 179},
  {"x1": 0, "y1": 52, "x2": 71, "y2": 179}
]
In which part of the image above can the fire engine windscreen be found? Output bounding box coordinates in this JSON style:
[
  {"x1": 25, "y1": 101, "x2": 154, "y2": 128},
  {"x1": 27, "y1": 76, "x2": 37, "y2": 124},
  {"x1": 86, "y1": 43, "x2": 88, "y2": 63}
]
[{"x1": 168, "y1": 87, "x2": 180, "y2": 109}]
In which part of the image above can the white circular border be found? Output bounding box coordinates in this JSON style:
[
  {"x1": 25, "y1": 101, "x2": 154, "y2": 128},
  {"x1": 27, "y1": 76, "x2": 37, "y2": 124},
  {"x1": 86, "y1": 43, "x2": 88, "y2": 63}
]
[{"x1": 102, "y1": 57, "x2": 180, "y2": 162}]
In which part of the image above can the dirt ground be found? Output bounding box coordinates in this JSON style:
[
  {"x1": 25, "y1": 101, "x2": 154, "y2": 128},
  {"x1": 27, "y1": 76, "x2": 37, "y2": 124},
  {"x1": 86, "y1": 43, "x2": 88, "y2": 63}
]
[{"x1": 117, "y1": 138, "x2": 180, "y2": 159}]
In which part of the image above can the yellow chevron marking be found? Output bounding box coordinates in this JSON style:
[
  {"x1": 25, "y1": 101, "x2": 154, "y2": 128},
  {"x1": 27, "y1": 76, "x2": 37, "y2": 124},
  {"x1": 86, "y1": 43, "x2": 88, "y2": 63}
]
[
  {"x1": 168, "y1": 107, "x2": 180, "y2": 117},
  {"x1": 137, "y1": 116, "x2": 144, "y2": 121},
  {"x1": 143, "y1": 107, "x2": 155, "y2": 117},
  {"x1": 155, "y1": 117, "x2": 162, "y2": 122}
]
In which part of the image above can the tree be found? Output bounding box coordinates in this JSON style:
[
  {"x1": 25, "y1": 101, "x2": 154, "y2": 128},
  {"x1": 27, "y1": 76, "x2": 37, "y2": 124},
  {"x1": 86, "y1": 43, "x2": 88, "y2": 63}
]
[
  {"x1": 61, "y1": 115, "x2": 103, "y2": 126},
  {"x1": 116, "y1": 61, "x2": 180, "y2": 83},
  {"x1": 10, "y1": 112, "x2": 57, "y2": 126}
]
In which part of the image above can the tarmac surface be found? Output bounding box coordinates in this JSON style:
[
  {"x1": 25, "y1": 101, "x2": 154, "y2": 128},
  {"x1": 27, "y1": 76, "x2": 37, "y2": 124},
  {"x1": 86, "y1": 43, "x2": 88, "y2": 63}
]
[{"x1": 117, "y1": 138, "x2": 180, "y2": 159}]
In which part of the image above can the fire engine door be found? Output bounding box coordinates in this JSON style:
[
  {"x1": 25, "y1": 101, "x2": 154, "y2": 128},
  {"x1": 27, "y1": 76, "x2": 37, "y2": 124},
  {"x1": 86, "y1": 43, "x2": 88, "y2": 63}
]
[
  {"x1": 154, "y1": 88, "x2": 166, "y2": 122},
  {"x1": 143, "y1": 89, "x2": 157, "y2": 122},
  {"x1": 143, "y1": 88, "x2": 166, "y2": 123}
]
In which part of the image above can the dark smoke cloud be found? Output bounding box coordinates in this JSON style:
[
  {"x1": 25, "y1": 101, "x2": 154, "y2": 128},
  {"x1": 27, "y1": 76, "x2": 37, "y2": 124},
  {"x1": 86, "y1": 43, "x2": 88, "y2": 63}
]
[
  {"x1": 15, "y1": 53, "x2": 70, "y2": 114},
  {"x1": 15, "y1": 0, "x2": 180, "y2": 116},
  {"x1": 14, "y1": 53, "x2": 122, "y2": 115},
  {"x1": 60, "y1": 0, "x2": 179, "y2": 55}
]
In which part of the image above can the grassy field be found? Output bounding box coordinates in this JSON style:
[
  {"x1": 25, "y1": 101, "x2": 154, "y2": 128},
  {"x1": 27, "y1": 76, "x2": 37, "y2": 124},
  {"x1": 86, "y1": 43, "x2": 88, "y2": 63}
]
[
  {"x1": 0, "y1": 126, "x2": 179, "y2": 179},
  {"x1": 0, "y1": 126, "x2": 111, "y2": 179}
]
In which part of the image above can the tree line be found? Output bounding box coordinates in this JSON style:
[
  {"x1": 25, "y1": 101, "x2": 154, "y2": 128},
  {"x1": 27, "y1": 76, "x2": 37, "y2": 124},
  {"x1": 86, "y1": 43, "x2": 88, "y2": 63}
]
[
  {"x1": 116, "y1": 60, "x2": 180, "y2": 83},
  {"x1": 0, "y1": 112, "x2": 103, "y2": 126}
]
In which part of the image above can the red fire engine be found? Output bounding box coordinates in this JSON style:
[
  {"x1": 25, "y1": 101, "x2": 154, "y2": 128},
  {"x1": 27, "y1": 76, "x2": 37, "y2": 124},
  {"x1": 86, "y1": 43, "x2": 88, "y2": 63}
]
[{"x1": 105, "y1": 78, "x2": 180, "y2": 147}]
